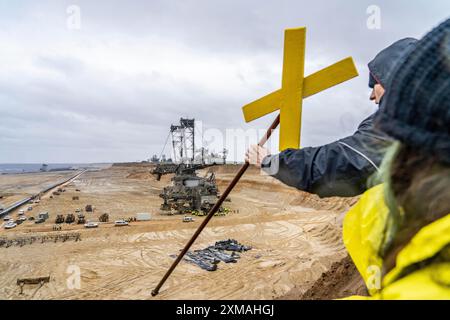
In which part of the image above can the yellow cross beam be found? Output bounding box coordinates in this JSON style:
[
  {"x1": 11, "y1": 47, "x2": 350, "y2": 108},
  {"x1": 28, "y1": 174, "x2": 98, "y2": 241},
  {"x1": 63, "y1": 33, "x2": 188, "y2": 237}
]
[{"x1": 242, "y1": 27, "x2": 359, "y2": 151}]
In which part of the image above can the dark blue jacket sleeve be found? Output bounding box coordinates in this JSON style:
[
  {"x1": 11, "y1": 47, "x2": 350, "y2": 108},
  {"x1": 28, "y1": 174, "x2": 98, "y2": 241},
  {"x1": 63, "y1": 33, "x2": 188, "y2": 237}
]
[
  {"x1": 261, "y1": 112, "x2": 392, "y2": 198},
  {"x1": 264, "y1": 141, "x2": 375, "y2": 197}
]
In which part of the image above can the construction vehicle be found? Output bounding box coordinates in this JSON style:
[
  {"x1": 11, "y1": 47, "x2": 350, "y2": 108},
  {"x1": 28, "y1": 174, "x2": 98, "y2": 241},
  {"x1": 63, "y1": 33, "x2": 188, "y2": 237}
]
[
  {"x1": 159, "y1": 164, "x2": 221, "y2": 215},
  {"x1": 38, "y1": 212, "x2": 49, "y2": 220},
  {"x1": 55, "y1": 214, "x2": 65, "y2": 224},
  {"x1": 153, "y1": 118, "x2": 227, "y2": 215},
  {"x1": 65, "y1": 214, "x2": 75, "y2": 224},
  {"x1": 77, "y1": 213, "x2": 86, "y2": 224},
  {"x1": 98, "y1": 213, "x2": 109, "y2": 222},
  {"x1": 151, "y1": 118, "x2": 227, "y2": 180},
  {"x1": 151, "y1": 163, "x2": 179, "y2": 181}
]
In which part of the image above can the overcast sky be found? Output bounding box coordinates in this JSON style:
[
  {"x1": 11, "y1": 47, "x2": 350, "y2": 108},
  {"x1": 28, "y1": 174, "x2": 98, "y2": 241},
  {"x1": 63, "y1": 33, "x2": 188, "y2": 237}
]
[{"x1": 0, "y1": 0, "x2": 449, "y2": 163}]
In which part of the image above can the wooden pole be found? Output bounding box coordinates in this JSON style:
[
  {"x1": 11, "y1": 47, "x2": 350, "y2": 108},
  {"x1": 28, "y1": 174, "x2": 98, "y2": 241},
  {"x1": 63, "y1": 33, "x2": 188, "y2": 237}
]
[{"x1": 151, "y1": 115, "x2": 280, "y2": 296}]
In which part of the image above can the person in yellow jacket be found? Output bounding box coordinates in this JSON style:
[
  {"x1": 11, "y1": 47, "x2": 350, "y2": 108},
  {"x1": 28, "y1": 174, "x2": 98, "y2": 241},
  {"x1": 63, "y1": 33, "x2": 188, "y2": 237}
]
[{"x1": 342, "y1": 18, "x2": 450, "y2": 300}]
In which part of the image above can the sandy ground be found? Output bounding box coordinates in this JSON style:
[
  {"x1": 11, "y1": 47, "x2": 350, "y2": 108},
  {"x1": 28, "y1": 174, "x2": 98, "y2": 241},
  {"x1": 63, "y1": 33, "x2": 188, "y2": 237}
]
[
  {"x1": 0, "y1": 171, "x2": 77, "y2": 208},
  {"x1": 0, "y1": 164, "x2": 360, "y2": 300}
]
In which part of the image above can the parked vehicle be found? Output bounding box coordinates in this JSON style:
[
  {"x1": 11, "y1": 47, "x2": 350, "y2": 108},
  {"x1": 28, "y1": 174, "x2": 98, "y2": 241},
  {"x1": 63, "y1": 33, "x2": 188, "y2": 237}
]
[
  {"x1": 34, "y1": 218, "x2": 45, "y2": 224},
  {"x1": 114, "y1": 220, "x2": 129, "y2": 227},
  {"x1": 55, "y1": 214, "x2": 65, "y2": 224},
  {"x1": 18, "y1": 216, "x2": 27, "y2": 222},
  {"x1": 3, "y1": 215, "x2": 11, "y2": 221},
  {"x1": 4, "y1": 222, "x2": 17, "y2": 229},
  {"x1": 183, "y1": 216, "x2": 194, "y2": 223},
  {"x1": 38, "y1": 212, "x2": 49, "y2": 220},
  {"x1": 65, "y1": 214, "x2": 75, "y2": 224},
  {"x1": 84, "y1": 221, "x2": 99, "y2": 228},
  {"x1": 77, "y1": 214, "x2": 86, "y2": 224},
  {"x1": 98, "y1": 213, "x2": 109, "y2": 222},
  {"x1": 18, "y1": 209, "x2": 25, "y2": 215},
  {"x1": 27, "y1": 206, "x2": 33, "y2": 211}
]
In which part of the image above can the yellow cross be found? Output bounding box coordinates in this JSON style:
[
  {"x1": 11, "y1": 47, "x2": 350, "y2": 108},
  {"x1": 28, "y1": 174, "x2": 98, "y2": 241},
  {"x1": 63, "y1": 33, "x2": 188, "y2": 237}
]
[{"x1": 242, "y1": 27, "x2": 359, "y2": 151}]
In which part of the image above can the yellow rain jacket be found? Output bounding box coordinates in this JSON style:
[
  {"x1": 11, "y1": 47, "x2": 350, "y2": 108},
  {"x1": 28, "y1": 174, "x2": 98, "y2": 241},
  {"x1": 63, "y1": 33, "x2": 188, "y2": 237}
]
[{"x1": 343, "y1": 184, "x2": 450, "y2": 299}]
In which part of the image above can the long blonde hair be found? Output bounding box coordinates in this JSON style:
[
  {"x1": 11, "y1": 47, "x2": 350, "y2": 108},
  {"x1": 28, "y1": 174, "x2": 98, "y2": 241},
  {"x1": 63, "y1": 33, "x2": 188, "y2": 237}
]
[{"x1": 370, "y1": 142, "x2": 450, "y2": 259}]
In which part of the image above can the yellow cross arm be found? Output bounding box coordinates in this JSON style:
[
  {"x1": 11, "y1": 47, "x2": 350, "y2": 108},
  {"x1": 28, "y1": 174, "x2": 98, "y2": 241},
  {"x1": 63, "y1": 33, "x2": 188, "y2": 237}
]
[
  {"x1": 304, "y1": 57, "x2": 358, "y2": 97},
  {"x1": 242, "y1": 57, "x2": 359, "y2": 123},
  {"x1": 242, "y1": 89, "x2": 282, "y2": 123}
]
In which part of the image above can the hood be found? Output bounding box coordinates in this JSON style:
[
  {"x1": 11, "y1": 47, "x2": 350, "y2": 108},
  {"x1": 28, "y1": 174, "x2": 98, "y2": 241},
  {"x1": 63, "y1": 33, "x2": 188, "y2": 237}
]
[{"x1": 368, "y1": 38, "x2": 418, "y2": 88}]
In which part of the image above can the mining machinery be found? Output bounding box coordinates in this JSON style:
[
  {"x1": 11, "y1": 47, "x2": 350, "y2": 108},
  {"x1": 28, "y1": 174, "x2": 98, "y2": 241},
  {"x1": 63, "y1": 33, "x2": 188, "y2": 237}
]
[{"x1": 159, "y1": 164, "x2": 220, "y2": 214}]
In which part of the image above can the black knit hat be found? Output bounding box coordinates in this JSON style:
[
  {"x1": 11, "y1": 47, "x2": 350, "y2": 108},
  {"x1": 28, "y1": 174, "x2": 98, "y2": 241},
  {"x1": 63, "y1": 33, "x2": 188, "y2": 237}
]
[{"x1": 376, "y1": 18, "x2": 450, "y2": 164}]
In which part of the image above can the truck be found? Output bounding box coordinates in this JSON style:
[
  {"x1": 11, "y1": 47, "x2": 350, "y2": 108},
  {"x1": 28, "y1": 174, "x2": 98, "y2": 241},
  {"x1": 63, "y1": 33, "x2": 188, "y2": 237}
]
[
  {"x1": 55, "y1": 215, "x2": 65, "y2": 224},
  {"x1": 98, "y1": 213, "x2": 109, "y2": 222},
  {"x1": 65, "y1": 214, "x2": 75, "y2": 224},
  {"x1": 38, "y1": 212, "x2": 49, "y2": 220}
]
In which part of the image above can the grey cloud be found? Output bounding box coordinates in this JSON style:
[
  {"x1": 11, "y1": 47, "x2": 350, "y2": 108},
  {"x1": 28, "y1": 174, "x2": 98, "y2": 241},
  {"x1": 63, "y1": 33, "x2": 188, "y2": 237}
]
[{"x1": 0, "y1": 1, "x2": 449, "y2": 163}]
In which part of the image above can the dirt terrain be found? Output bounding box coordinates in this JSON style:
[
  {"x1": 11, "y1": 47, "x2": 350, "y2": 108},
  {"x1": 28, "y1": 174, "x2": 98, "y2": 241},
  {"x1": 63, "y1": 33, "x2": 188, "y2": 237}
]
[
  {"x1": 0, "y1": 171, "x2": 77, "y2": 208},
  {"x1": 0, "y1": 164, "x2": 362, "y2": 300}
]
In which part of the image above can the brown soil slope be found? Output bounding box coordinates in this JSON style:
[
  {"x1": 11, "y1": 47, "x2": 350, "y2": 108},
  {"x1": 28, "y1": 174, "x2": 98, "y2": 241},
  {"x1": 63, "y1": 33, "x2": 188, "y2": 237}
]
[{"x1": 0, "y1": 164, "x2": 361, "y2": 300}]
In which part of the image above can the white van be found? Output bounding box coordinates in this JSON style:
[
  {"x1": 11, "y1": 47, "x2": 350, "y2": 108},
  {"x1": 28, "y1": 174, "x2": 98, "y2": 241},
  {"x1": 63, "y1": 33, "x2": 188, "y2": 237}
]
[
  {"x1": 4, "y1": 222, "x2": 17, "y2": 229},
  {"x1": 114, "y1": 220, "x2": 129, "y2": 226}
]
